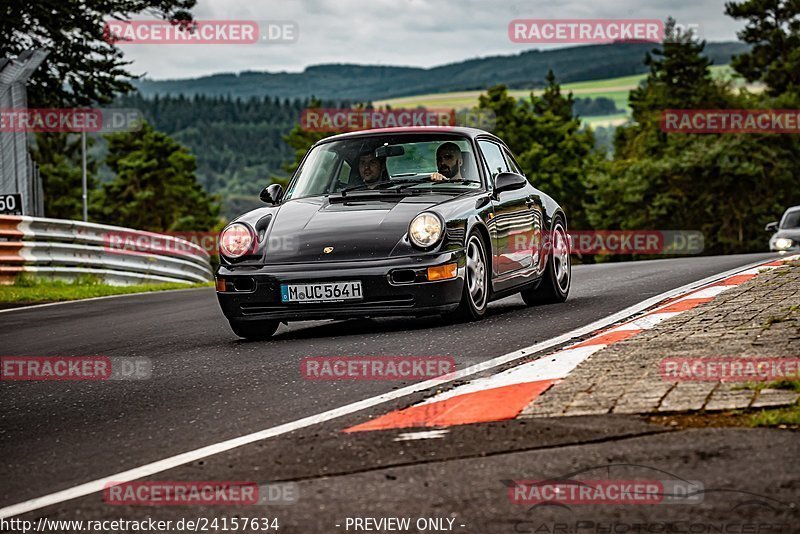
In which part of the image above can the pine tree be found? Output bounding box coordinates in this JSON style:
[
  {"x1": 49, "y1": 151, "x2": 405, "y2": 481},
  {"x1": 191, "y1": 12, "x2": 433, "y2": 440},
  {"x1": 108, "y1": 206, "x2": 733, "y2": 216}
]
[
  {"x1": 478, "y1": 77, "x2": 600, "y2": 229},
  {"x1": 94, "y1": 122, "x2": 220, "y2": 231},
  {"x1": 726, "y1": 0, "x2": 800, "y2": 97}
]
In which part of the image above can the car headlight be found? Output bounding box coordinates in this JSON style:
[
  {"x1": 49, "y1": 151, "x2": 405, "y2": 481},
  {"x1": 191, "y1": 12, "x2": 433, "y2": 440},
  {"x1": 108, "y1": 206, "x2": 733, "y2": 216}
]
[
  {"x1": 774, "y1": 237, "x2": 794, "y2": 250},
  {"x1": 409, "y1": 212, "x2": 444, "y2": 248},
  {"x1": 219, "y1": 223, "x2": 254, "y2": 258}
]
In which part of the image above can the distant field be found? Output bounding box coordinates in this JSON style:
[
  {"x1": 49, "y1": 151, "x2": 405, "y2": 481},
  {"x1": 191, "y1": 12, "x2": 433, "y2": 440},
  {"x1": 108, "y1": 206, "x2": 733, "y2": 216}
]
[{"x1": 373, "y1": 65, "x2": 748, "y2": 128}]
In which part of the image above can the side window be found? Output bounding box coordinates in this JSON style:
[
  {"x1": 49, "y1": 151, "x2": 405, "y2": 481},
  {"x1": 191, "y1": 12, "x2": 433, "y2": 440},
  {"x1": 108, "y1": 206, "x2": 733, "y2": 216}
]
[
  {"x1": 478, "y1": 140, "x2": 509, "y2": 180},
  {"x1": 502, "y1": 148, "x2": 523, "y2": 175}
]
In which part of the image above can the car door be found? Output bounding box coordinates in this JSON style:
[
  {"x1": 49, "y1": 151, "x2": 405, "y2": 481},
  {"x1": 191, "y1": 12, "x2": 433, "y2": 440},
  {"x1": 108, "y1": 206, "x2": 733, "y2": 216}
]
[
  {"x1": 477, "y1": 139, "x2": 536, "y2": 278},
  {"x1": 501, "y1": 145, "x2": 546, "y2": 274}
]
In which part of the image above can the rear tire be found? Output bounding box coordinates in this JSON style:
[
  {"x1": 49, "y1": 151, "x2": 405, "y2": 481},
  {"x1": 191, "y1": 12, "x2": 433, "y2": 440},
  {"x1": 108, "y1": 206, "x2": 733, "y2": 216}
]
[
  {"x1": 450, "y1": 232, "x2": 490, "y2": 321},
  {"x1": 521, "y1": 218, "x2": 570, "y2": 305},
  {"x1": 229, "y1": 319, "x2": 280, "y2": 340}
]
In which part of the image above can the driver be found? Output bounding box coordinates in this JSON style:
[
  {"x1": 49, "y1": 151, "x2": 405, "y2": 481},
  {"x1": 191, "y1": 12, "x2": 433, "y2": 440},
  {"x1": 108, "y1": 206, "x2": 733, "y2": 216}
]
[
  {"x1": 354, "y1": 150, "x2": 388, "y2": 189},
  {"x1": 430, "y1": 142, "x2": 463, "y2": 182}
]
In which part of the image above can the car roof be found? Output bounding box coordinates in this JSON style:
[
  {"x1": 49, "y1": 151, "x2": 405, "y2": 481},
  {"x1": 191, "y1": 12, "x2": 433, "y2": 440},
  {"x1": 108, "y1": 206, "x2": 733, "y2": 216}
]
[
  {"x1": 784, "y1": 205, "x2": 800, "y2": 213},
  {"x1": 313, "y1": 126, "x2": 503, "y2": 146}
]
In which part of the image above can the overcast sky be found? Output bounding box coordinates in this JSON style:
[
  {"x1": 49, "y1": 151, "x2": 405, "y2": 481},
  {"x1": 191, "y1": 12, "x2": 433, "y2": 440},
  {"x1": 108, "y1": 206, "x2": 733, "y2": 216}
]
[{"x1": 119, "y1": 0, "x2": 744, "y2": 80}]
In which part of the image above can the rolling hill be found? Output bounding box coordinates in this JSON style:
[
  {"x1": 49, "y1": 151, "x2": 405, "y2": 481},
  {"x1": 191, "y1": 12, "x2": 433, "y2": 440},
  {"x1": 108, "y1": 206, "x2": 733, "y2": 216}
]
[{"x1": 132, "y1": 42, "x2": 748, "y2": 102}]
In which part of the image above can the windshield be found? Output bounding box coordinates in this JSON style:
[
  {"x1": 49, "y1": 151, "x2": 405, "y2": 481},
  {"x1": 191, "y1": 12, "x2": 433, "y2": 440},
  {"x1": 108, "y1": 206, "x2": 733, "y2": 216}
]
[
  {"x1": 781, "y1": 210, "x2": 800, "y2": 229},
  {"x1": 284, "y1": 134, "x2": 482, "y2": 200}
]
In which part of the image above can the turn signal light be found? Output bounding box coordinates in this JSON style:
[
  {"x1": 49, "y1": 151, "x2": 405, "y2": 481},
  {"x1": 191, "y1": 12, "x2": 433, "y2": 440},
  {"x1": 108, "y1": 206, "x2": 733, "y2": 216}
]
[
  {"x1": 215, "y1": 278, "x2": 227, "y2": 292},
  {"x1": 427, "y1": 263, "x2": 457, "y2": 281}
]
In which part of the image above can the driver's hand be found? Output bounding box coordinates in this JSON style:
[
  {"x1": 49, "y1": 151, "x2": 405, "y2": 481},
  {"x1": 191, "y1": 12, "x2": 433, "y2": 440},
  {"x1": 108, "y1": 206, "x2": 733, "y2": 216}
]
[{"x1": 430, "y1": 172, "x2": 448, "y2": 182}]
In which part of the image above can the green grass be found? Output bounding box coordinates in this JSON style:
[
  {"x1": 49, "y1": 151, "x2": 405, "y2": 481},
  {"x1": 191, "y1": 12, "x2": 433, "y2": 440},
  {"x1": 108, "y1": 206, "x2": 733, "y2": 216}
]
[
  {"x1": 0, "y1": 274, "x2": 212, "y2": 305},
  {"x1": 373, "y1": 65, "x2": 749, "y2": 127},
  {"x1": 750, "y1": 406, "x2": 800, "y2": 427},
  {"x1": 748, "y1": 380, "x2": 800, "y2": 428},
  {"x1": 582, "y1": 112, "x2": 630, "y2": 127}
]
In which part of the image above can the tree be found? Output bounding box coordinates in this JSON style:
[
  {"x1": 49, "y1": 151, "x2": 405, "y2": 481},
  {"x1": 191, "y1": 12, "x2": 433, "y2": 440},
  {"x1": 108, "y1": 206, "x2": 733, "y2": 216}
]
[
  {"x1": 1, "y1": 0, "x2": 196, "y2": 107},
  {"x1": 31, "y1": 133, "x2": 98, "y2": 220},
  {"x1": 281, "y1": 98, "x2": 332, "y2": 178},
  {"x1": 725, "y1": 0, "x2": 800, "y2": 97},
  {"x1": 617, "y1": 18, "x2": 731, "y2": 159},
  {"x1": 478, "y1": 74, "x2": 601, "y2": 229},
  {"x1": 94, "y1": 122, "x2": 220, "y2": 231},
  {"x1": 587, "y1": 18, "x2": 800, "y2": 255}
]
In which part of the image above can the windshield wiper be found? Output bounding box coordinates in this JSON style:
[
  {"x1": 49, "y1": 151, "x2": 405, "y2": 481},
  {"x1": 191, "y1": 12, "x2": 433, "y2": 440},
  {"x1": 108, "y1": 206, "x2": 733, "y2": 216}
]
[
  {"x1": 435, "y1": 180, "x2": 480, "y2": 186},
  {"x1": 380, "y1": 178, "x2": 429, "y2": 189},
  {"x1": 334, "y1": 182, "x2": 418, "y2": 199},
  {"x1": 338, "y1": 183, "x2": 371, "y2": 196},
  {"x1": 335, "y1": 177, "x2": 440, "y2": 197},
  {"x1": 393, "y1": 178, "x2": 479, "y2": 192}
]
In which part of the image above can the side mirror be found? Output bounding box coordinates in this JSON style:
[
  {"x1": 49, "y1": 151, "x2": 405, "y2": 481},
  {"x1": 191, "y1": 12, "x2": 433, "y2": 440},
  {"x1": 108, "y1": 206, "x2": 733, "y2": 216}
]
[
  {"x1": 260, "y1": 184, "x2": 283, "y2": 205},
  {"x1": 493, "y1": 172, "x2": 527, "y2": 195},
  {"x1": 765, "y1": 221, "x2": 779, "y2": 232}
]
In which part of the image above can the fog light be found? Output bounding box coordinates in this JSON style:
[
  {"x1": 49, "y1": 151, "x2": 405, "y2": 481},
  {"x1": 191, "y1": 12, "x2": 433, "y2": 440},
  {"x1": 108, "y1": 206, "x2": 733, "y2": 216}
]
[
  {"x1": 427, "y1": 263, "x2": 457, "y2": 281},
  {"x1": 215, "y1": 278, "x2": 227, "y2": 292}
]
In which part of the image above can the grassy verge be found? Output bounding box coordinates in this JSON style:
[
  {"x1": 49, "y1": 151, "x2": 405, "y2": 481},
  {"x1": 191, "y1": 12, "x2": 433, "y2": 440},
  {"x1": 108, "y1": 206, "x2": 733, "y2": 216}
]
[
  {"x1": 650, "y1": 381, "x2": 800, "y2": 430},
  {"x1": 749, "y1": 380, "x2": 800, "y2": 428},
  {"x1": 0, "y1": 274, "x2": 212, "y2": 306}
]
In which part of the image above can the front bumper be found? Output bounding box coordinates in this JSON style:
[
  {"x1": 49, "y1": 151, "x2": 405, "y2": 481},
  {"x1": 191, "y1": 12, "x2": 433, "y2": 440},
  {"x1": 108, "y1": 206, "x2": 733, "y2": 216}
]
[
  {"x1": 769, "y1": 242, "x2": 800, "y2": 253},
  {"x1": 216, "y1": 250, "x2": 465, "y2": 322}
]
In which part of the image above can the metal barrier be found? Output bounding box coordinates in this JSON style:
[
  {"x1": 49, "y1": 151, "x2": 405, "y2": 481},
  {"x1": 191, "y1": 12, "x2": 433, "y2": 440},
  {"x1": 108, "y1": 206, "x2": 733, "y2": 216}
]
[{"x1": 0, "y1": 215, "x2": 214, "y2": 285}]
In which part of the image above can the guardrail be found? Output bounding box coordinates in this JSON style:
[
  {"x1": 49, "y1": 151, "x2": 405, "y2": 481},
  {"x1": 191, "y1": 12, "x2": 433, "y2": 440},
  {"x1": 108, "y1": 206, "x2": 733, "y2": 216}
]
[{"x1": 0, "y1": 215, "x2": 214, "y2": 285}]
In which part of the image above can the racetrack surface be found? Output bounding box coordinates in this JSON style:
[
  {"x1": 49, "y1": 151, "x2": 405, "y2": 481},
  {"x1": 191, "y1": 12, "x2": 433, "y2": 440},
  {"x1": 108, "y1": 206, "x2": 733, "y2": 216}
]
[{"x1": 0, "y1": 253, "x2": 779, "y2": 510}]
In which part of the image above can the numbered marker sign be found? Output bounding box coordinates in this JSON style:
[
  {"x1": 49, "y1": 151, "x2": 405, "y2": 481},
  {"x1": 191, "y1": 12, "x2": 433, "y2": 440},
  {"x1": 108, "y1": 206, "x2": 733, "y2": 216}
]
[{"x1": 0, "y1": 193, "x2": 22, "y2": 215}]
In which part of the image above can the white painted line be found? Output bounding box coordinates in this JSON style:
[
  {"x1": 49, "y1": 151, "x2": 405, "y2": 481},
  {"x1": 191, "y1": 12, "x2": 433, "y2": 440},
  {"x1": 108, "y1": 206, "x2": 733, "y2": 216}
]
[
  {"x1": 0, "y1": 255, "x2": 783, "y2": 519},
  {"x1": 670, "y1": 285, "x2": 732, "y2": 301},
  {"x1": 393, "y1": 430, "x2": 449, "y2": 441},
  {"x1": 0, "y1": 287, "x2": 210, "y2": 315},
  {"x1": 611, "y1": 312, "x2": 679, "y2": 331},
  {"x1": 420, "y1": 345, "x2": 605, "y2": 405},
  {"x1": 736, "y1": 266, "x2": 779, "y2": 276}
]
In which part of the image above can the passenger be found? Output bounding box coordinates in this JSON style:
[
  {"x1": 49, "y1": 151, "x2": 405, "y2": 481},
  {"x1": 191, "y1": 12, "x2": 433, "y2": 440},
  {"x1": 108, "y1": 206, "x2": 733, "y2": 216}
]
[{"x1": 430, "y1": 142, "x2": 463, "y2": 182}]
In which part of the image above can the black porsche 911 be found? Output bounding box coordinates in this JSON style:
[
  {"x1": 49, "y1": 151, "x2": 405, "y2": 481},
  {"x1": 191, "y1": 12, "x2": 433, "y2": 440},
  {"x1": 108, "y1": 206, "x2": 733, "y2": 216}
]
[{"x1": 216, "y1": 127, "x2": 570, "y2": 339}]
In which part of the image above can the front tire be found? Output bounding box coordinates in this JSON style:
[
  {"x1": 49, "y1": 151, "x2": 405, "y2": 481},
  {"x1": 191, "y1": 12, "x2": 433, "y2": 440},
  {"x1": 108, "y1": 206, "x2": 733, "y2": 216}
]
[
  {"x1": 451, "y1": 232, "x2": 490, "y2": 320},
  {"x1": 229, "y1": 319, "x2": 280, "y2": 340},
  {"x1": 521, "y1": 218, "x2": 570, "y2": 305}
]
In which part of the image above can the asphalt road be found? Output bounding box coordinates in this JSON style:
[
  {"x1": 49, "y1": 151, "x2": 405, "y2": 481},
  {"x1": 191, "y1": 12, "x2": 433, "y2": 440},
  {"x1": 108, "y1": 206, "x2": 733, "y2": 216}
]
[{"x1": 0, "y1": 253, "x2": 784, "y2": 521}]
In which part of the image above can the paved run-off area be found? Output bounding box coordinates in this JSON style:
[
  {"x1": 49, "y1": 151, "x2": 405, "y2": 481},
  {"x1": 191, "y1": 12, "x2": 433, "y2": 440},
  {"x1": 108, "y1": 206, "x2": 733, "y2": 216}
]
[{"x1": 522, "y1": 260, "x2": 800, "y2": 417}]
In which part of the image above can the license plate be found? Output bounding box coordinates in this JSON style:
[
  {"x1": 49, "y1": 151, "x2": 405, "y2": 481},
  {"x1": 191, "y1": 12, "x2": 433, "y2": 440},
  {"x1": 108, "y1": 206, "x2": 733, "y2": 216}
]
[{"x1": 280, "y1": 281, "x2": 363, "y2": 303}]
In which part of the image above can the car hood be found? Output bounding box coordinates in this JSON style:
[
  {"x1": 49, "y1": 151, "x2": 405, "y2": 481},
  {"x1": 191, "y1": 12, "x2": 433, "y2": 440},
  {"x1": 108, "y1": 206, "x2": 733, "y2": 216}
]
[
  {"x1": 262, "y1": 194, "x2": 450, "y2": 263},
  {"x1": 773, "y1": 228, "x2": 800, "y2": 240}
]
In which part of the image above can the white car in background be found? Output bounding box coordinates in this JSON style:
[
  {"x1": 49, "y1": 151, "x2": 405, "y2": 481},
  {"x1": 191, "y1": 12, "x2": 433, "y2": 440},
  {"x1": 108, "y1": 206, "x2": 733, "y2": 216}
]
[{"x1": 766, "y1": 206, "x2": 800, "y2": 253}]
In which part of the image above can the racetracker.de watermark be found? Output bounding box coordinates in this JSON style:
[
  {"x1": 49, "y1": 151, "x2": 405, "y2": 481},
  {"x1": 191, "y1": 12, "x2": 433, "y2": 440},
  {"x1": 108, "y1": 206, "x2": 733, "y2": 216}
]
[
  {"x1": 102, "y1": 231, "x2": 298, "y2": 257},
  {"x1": 660, "y1": 357, "x2": 800, "y2": 382},
  {"x1": 509, "y1": 19, "x2": 666, "y2": 43},
  {"x1": 0, "y1": 356, "x2": 152, "y2": 381},
  {"x1": 0, "y1": 108, "x2": 144, "y2": 133},
  {"x1": 506, "y1": 479, "x2": 703, "y2": 505},
  {"x1": 661, "y1": 109, "x2": 800, "y2": 134},
  {"x1": 103, "y1": 481, "x2": 298, "y2": 506},
  {"x1": 104, "y1": 20, "x2": 298, "y2": 44},
  {"x1": 299, "y1": 108, "x2": 496, "y2": 132},
  {"x1": 510, "y1": 230, "x2": 704, "y2": 255},
  {"x1": 301, "y1": 356, "x2": 456, "y2": 380}
]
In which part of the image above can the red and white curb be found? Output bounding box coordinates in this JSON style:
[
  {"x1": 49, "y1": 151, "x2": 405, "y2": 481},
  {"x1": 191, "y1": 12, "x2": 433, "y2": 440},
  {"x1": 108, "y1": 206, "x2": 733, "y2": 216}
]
[{"x1": 345, "y1": 255, "x2": 799, "y2": 432}]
